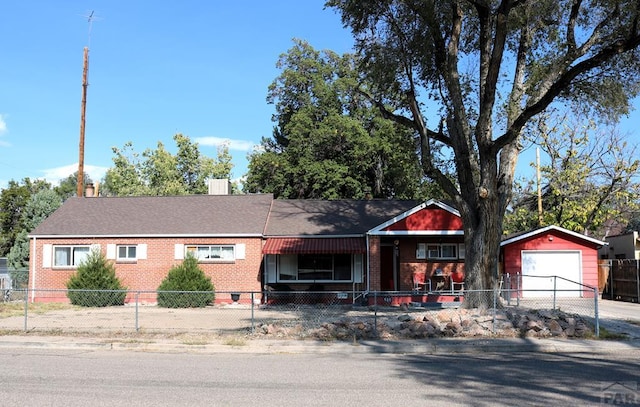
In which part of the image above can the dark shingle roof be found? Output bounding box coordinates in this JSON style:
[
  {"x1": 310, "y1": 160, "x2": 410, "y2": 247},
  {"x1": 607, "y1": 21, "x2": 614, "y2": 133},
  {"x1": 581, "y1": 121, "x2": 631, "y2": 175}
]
[
  {"x1": 264, "y1": 199, "x2": 421, "y2": 236},
  {"x1": 30, "y1": 194, "x2": 274, "y2": 236}
]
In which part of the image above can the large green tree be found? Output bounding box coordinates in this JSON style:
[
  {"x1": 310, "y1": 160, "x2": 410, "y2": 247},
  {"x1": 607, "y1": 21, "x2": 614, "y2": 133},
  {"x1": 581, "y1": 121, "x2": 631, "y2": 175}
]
[
  {"x1": 329, "y1": 0, "x2": 640, "y2": 306},
  {"x1": 0, "y1": 178, "x2": 51, "y2": 256},
  {"x1": 505, "y1": 113, "x2": 640, "y2": 237},
  {"x1": 7, "y1": 189, "x2": 62, "y2": 271},
  {"x1": 244, "y1": 39, "x2": 434, "y2": 199},
  {"x1": 102, "y1": 134, "x2": 233, "y2": 196},
  {"x1": 55, "y1": 172, "x2": 93, "y2": 199}
]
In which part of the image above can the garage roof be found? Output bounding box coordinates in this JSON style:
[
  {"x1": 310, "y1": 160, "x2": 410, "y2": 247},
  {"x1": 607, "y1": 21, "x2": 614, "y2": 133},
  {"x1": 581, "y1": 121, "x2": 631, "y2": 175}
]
[{"x1": 501, "y1": 225, "x2": 605, "y2": 247}]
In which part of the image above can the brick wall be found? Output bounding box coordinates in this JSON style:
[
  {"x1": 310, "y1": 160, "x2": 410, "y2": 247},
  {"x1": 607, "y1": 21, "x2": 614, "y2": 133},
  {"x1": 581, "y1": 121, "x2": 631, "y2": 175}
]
[
  {"x1": 368, "y1": 236, "x2": 381, "y2": 290},
  {"x1": 29, "y1": 237, "x2": 264, "y2": 303}
]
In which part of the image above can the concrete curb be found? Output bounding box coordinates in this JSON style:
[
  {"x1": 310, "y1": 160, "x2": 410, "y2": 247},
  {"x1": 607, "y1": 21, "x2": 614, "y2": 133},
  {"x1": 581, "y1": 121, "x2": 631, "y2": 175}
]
[{"x1": 1, "y1": 335, "x2": 639, "y2": 355}]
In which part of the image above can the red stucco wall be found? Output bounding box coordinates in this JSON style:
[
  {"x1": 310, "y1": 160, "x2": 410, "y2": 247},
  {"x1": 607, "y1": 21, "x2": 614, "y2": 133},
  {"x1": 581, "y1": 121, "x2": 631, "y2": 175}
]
[
  {"x1": 383, "y1": 207, "x2": 463, "y2": 231},
  {"x1": 501, "y1": 230, "x2": 600, "y2": 289}
]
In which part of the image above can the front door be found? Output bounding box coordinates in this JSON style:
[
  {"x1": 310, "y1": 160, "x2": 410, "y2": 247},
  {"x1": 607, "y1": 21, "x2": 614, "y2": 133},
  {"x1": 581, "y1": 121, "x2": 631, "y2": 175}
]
[{"x1": 380, "y1": 245, "x2": 395, "y2": 291}]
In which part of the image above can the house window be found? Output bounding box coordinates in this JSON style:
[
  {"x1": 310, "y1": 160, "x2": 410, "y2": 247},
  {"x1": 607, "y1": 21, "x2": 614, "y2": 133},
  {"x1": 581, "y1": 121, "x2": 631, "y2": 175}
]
[
  {"x1": 279, "y1": 254, "x2": 353, "y2": 282},
  {"x1": 117, "y1": 245, "x2": 137, "y2": 260},
  {"x1": 186, "y1": 245, "x2": 235, "y2": 261},
  {"x1": 54, "y1": 246, "x2": 90, "y2": 267},
  {"x1": 441, "y1": 244, "x2": 457, "y2": 259},
  {"x1": 417, "y1": 243, "x2": 459, "y2": 259}
]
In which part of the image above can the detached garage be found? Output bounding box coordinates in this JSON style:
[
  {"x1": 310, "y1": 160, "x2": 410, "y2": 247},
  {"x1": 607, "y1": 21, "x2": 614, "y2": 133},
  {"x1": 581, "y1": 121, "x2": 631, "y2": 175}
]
[{"x1": 501, "y1": 226, "x2": 605, "y2": 297}]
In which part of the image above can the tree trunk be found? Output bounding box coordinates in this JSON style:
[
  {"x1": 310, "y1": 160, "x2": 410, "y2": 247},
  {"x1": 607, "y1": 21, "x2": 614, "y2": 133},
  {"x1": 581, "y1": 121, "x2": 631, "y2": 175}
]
[{"x1": 458, "y1": 185, "x2": 503, "y2": 309}]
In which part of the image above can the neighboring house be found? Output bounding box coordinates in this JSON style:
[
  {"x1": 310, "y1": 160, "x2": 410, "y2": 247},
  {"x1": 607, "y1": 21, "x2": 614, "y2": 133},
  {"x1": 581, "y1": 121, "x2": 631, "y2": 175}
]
[
  {"x1": 599, "y1": 231, "x2": 640, "y2": 260},
  {"x1": 0, "y1": 257, "x2": 10, "y2": 290},
  {"x1": 500, "y1": 225, "x2": 605, "y2": 298},
  {"x1": 28, "y1": 195, "x2": 466, "y2": 303}
]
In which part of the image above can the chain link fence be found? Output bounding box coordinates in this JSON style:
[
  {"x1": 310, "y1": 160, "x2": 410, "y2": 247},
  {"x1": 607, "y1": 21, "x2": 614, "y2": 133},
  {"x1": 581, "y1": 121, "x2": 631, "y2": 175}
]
[{"x1": 0, "y1": 286, "x2": 600, "y2": 338}]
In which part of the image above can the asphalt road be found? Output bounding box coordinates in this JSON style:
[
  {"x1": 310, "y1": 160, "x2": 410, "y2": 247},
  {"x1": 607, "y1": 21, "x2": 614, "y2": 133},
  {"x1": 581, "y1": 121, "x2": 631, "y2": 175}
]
[{"x1": 0, "y1": 347, "x2": 638, "y2": 407}]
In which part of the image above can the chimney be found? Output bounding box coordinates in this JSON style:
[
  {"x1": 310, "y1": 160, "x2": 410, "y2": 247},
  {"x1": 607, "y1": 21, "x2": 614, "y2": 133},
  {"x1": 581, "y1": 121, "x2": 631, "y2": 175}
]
[
  {"x1": 208, "y1": 179, "x2": 232, "y2": 195},
  {"x1": 85, "y1": 183, "x2": 95, "y2": 197}
]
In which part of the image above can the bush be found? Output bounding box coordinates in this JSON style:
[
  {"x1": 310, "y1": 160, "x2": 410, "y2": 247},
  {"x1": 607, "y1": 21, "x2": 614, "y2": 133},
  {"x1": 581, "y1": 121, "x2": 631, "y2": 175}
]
[
  {"x1": 66, "y1": 249, "x2": 127, "y2": 307},
  {"x1": 157, "y1": 254, "x2": 215, "y2": 308}
]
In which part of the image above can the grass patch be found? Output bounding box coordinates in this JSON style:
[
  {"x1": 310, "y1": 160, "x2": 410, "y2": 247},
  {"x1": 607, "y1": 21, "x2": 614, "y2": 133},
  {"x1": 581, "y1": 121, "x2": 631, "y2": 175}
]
[
  {"x1": 597, "y1": 327, "x2": 629, "y2": 340},
  {"x1": 0, "y1": 302, "x2": 74, "y2": 318},
  {"x1": 223, "y1": 337, "x2": 247, "y2": 347}
]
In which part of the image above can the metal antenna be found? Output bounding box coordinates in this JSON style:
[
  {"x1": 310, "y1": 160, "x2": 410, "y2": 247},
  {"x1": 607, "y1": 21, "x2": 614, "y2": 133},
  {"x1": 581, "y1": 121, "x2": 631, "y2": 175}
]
[{"x1": 82, "y1": 10, "x2": 101, "y2": 47}]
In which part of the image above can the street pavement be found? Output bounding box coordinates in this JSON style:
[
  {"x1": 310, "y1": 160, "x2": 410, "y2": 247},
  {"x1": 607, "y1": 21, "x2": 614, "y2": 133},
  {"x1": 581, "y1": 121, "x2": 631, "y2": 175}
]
[{"x1": 0, "y1": 299, "x2": 638, "y2": 355}]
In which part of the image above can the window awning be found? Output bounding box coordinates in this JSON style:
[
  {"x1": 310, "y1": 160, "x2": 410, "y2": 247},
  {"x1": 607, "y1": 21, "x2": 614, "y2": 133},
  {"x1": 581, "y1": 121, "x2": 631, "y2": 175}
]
[{"x1": 262, "y1": 238, "x2": 366, "y2": 254}]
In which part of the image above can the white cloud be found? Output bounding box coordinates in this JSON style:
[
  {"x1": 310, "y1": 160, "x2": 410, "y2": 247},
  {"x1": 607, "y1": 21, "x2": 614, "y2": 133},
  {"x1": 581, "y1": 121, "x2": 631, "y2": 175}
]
[
  {"x1": 42, "y1": 163, "x2": 110, "y2": 186},
  {"x1": 195, "y1": 136, "x2": 255, "y2": 151},
  {"x1": 0, "y1": 114, "x2": 9, "y2": 147},
  {"x1": 0, "y1": 114, "x2": 7, "y2": 134}
]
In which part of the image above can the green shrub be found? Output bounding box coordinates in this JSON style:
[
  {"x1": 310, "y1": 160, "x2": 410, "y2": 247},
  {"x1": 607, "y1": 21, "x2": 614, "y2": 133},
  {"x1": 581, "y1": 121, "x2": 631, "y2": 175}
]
[
  {"x1": 157, "y1": 254, "x2": 215, "y2": 308},
  {"x1": 66, "y1": 249, "x2": 127, "y2": 307}
]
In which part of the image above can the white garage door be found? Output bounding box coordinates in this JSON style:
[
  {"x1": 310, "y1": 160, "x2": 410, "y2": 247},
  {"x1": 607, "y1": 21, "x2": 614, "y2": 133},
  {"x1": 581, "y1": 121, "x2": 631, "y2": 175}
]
[{"x1": 521, "y1": 251, "x2": 581, "y2": 297}]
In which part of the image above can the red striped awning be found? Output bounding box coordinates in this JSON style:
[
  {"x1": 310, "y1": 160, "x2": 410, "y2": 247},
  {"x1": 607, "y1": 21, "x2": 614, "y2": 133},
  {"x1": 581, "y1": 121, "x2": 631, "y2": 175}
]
[{"x1": 262, "y1": 238, "x2": 366, "y2": 254}]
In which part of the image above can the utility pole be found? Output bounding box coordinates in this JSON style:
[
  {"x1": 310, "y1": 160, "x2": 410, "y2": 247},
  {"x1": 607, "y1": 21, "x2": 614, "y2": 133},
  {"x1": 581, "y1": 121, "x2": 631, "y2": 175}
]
[
  {"x1": 77, "y1": 45, "x2": 89, "y2": 197},
  {"x1": 77, "y1": 11, "x2": 96, "y2": 197},
  {"x1": 537, "y1": 147, "x2": 543, "y2": 227}
]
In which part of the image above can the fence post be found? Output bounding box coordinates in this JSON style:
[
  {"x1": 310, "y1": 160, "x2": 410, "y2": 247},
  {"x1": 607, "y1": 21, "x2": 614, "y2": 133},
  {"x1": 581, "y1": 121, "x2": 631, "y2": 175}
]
[
  {"x1": 492, "y1": 288, "x2": 497, "y2": 334},
  {"x1": 251, "y1": 292, "x2": 255, "y2": 333},
  {"x1": 135, "y1": 291, "x2": 139, "y2": 332},
  {"x1": 23, "y1": 289, "x2": 28, "y2": 332},
  {"x1": 636, "y1": 260, "x2": 639, "y2": 304},
  {"x1": 594, "y1": 287, "x2": 599, "y2": 338},
  {"x1": 373, "y1": 291, "x2": 377, "y2": 335},
  {"x1": 553, "y1": 276, "x2": 557, "y2": 310}
]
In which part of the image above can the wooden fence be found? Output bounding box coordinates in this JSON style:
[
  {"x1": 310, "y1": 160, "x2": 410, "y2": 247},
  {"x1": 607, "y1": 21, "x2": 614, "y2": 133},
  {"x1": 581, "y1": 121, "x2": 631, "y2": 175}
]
[{"x1": 602, "y1": 259, "x2": 640, "y2": 303}]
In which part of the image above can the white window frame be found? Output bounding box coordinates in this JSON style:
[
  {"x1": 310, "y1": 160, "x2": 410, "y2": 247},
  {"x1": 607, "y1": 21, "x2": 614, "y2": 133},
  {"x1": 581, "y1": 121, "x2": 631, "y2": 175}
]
[
  {"x1": 440, "y1": 244, "x2": 457, "y2": 259},
  {"x1": 186, "y1": 245, "x2": 236, "y2": 262},
  {"x1": 276, "y1": 253, "x2": 356, "y2": 283},
  {"x1": 117, "y1": 245, "x2": 138, "y2": 261},
  {"x1": 53, "y1": 245, "x2": 91, "y2": 268},
  {"x1": 417, "y1": 243, "x2": 460, "y2": 260}
]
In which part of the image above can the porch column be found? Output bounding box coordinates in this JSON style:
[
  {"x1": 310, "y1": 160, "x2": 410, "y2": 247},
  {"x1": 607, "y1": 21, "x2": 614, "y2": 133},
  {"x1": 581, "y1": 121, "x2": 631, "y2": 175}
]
[{"x1": 368, "y1": 236, "x2": 381, "y2": 291}]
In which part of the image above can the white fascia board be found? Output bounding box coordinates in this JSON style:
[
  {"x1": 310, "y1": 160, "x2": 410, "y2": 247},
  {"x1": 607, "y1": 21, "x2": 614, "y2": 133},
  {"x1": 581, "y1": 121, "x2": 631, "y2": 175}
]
[
  {"x1": 263, "y1": 234, "x2": 364, "y2": 239},
  {"x1": 425, "y1": 199, "x2": 461, "y2": 217},
  {"x1": 500, "y1": 225, "x2": 605, "y2": 247},
  {"x1": 29, "y1": 233, "x2": 264, "y2": 239},
  {"x1": 368, "y1": 199, "x2": 461, "y2": 234},
  {"x1": 368, "y1": 230, "x2": 464, "y2": 236}
]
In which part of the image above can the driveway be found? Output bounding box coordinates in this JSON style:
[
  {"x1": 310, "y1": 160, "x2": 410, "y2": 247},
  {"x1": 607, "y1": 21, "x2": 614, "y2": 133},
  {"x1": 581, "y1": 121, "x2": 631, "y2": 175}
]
[{"x1": 596, "y1": 299, "x2": 640, "y2": 339}]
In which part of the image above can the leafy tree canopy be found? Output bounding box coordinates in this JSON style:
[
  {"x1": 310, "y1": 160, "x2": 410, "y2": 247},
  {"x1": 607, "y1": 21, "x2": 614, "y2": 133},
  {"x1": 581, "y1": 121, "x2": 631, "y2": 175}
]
[
  {"x1": 328, "y1": 0, "x2": 640, "y2": 304},
  {"x1": 7, "y1": 189, "x2": 63, "y2": 269},
  {"x1": 505, "y1": 112, "x2": 640, "y2": 237},
  {"x1": 0, "y1": 178, "x2": 51, "y2": 256},
  {"x1": 101, "y1": 134, "x2": 233, "y2": 196},
  {"x1": 244, "y1": 39, "x2": 439, "y2": 200},
  {"x1": 55, "y1": 172, "x2": 93, "y2": 199}
]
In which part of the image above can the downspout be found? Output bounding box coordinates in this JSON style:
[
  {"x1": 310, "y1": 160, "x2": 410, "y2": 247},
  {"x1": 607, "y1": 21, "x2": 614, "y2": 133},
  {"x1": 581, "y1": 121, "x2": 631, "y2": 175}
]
[
  {"x1": 30, "y1": 236, "x2": 36, "y2": 303},
  {"x1": 366, "y1": 233, "x2": 371, "y2": 293}
]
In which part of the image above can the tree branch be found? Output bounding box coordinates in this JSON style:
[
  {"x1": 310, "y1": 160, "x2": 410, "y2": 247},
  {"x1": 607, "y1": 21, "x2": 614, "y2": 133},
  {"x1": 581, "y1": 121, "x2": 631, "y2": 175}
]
[{"x1": 497, "y1": 32, "x2": 640, "y2": 150}]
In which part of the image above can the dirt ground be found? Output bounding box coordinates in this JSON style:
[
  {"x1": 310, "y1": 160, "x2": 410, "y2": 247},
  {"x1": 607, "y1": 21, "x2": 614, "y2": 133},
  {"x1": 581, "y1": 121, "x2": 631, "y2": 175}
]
[{"x1": 0, "y1": 298, "x2": 637, "y2": 340}]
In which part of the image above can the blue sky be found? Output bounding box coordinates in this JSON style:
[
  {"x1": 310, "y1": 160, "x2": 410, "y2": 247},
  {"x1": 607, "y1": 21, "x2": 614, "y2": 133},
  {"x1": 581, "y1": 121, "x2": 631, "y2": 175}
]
[
  {"x1": 0, "y1": 1, "x2": 638, "y2": 191},
  {"x1": 0, "y1": 1, "x2": 354, "y2": 189}
]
